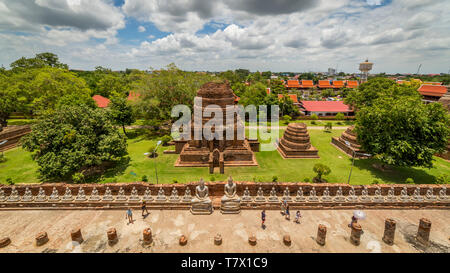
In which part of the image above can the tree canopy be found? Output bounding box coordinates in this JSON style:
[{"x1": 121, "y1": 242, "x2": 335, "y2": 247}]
[{"x1": 22, "y1": 105, "x2": 128, "y2": 180}]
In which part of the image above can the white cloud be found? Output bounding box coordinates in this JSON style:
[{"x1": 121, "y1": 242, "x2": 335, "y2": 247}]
[{"x1": 138, "y1": 25, "x2": 146, "y2": 32}]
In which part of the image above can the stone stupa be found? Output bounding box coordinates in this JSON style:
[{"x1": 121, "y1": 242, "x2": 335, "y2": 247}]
[
  {"x1": 174, "y1": 81, "x2": 258, "y2": 173},
  {"x1": 331, "y1": 126, "x2": 367, "y2": 158},
  {"x1": 277, "y1": 123, "x2": 319, "y2": 158}
]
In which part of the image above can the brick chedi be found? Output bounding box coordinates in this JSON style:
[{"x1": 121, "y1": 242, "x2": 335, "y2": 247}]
[
  {"x1": 277, "y1": 123, "x2": 319, "y2": 158},
  {"x1": 175, "y1": 82, "x2": 258, "y2": 173},
  {"x1": 331, "y1": 126, "x2": 367, "y2": 158}
]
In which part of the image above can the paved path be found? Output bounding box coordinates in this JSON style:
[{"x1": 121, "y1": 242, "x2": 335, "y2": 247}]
[
  {"x1": 0, "y1": 209, "x2": 448, "y2": 253},
  {"x1": 125, "y1": 125, "x2": 350, "y2": 130}
]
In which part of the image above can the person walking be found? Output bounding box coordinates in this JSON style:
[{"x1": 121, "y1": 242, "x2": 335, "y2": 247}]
[
  {"x1": 294, "y1": 210, "x2": 301, "y2": 224},
  {"x1": 280, "y1": 200, "x2": 287, "y2": 216},
  {"x1": 261, "y1": 210, "x2": 266, "y2": 228},
  {"x1": 348, "y1": 215, "x2": 357, "y2": 227},
  {"x1": 126, "y1": 207, "x2": 133, "y2": 224},
  {"x1": 285, "y1": 204, "x2": 290, "y2": 220},
  {"x1": 141, "y1": 201, "x2": 149, "y2": 217}
]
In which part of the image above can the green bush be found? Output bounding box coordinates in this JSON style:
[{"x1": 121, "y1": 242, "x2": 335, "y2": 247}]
[
  {"x1": 313, "y1": 163, "x2": 331, "y2": 182},
  {"x1": 405, "y1": 178, "x2": 414, "y2": 184},
  {"x1": 142, "y1": 175, "x2": 148, "y2": 182},
  {"x1": 173, "y1": 178, "x2": 178, "y2": 183},
  {"x1": 372, "y1": 179, "x2": 379, "y2": 185},
  {"x1": 324, "y1": 122, "x2": 332, "y2": 132},
  {"x1": 210, "y1": 176, "x2": 215, "y2": 182},
  {"x1": 161, "y1": 135, "x2": 172, "y2": 146},
  {"x1": 304, "y1": 178, "x2": 310, "y2": 182},
  {"x1": 311, "y1": 114, "x2": 318, "y2": 120},
  {"x1": 0, "y1": 153, "x2": 5, "y2": 163},
  {"x1": 436, "y1": 174, "x2": 449, "y2": 184},
  {"x1": 311, "y1": 120, "x2": 317, "y2": 125},
  {"x1": 335, "y1": 113, "x2": 345, "y2": 120},
  {"x1": 282, "y1": 115, "x2": 291, "y2": 124},
  {"x1": 272, "y1": 176, "x2": 278, "y2": 182},
  {"x1": 6, "y1": 177, "x2": 13, "y2": 185},
  {"x1": 72, "y1": 172, "x2": 85, "y2": 183}
]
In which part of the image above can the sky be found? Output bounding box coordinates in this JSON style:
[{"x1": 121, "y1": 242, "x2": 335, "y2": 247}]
[{"x1": 0, "y1": 0, "x2": 449, "y2": 73}]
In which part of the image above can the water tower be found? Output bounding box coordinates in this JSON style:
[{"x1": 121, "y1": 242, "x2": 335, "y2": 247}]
[{"x1": 359, "y1": 59, "x2": 373, "y2": 83}]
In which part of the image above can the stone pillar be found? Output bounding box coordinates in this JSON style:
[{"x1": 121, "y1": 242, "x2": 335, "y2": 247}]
[
  {"x1": 316, "y1": 224, "x2": 327, "y2": 246},
  {"x1": 350, "y1": 223, "x2": 362, "y2": 246},
  {"x1": 283, "y1": 235, "x2": 291, "y2": 246},
  {"x1": 107, "y1": 228, "x2": 118, "y2": 245},
  {"x1": 417, "y1": 218, "x2": 431, "y2": 245},
  {"x1": 143, "y1": 228, "x2": 152, "y2": 244},
  {"x1": 219, "y1": 161, "x2": 224, "y2": 174},
  {"x1": 248, "y1": 235, "x2": 257, "y2": 246},
  {"x1": 214, "y1": 234, "x2": 222, "y2": 245},
  {"x1": 0, "y1": 237, "x2": 11, "y2": 248},
  {"x1": 179, "y1": 235, "x2": 188, "y2": 246},
  {"x1": 35, "y1": 232, "x2": 49, "y2": 246},
  {"x1": 382, "y1": 219, "x2": 396, "y2": 245},
  {"x1": 71, "y1": 228, "x2": 83, "y2": 244}
]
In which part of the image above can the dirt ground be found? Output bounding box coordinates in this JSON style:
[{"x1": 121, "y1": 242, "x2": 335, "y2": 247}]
[{"x1": 0, "y1": 209, "x2": 448, "y2": 253}]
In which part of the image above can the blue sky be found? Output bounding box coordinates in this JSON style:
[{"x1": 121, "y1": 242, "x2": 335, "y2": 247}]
[{"x1": 0, "y1": 0, "x2": 448, "y2": 73}]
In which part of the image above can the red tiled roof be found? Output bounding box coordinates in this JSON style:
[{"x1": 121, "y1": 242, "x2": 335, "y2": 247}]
[
  {"x1": 286, "y1": 80, "x2": 300, "y2": 88},
  {"x1": 318, "y1": 80, "x2": 333, "y2": 88},
  {"x1": 300, "y1": 80, "x2": 314, "y2": 88},
  {"x1": 347, "y1": 80, "x2": 358, "y2": 88},
  {"x1": 423, "y1": 82, "x2": 442, "y2": 86},
  {"x1": 278, "y1": 94, "x2": 299, "y2": 104},
  {"x1": 92, "y1": 95, "x2": 110, "y2": 108},
  {"x1": 332, "y1": 80, "x2": 344, "y2": 88},
  {"x1": 418, "y1": 85, "x2": 447, "y2": 97},
  {"x1": 300, "y1": 101, "x2": 352, "y2": 112}
]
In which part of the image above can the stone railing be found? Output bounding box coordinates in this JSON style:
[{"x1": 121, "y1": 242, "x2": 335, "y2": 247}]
[{"x1": 0, "y1": 182, "x2": 448, "y2": 210}]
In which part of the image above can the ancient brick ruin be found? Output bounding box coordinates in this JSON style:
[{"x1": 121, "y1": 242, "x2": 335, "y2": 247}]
[
  {"x1": 331, "y1": 126, "x2": 367, "y2": 158},
  {"x1": 174, "y1": 82, "x2": 258, "y2": 173},
  {"x1": 277, "y1": 123, "x2": 319, "y2": 158},
  {"x1": 0, "y1": 125, "x2": 31, "y2": 152}
]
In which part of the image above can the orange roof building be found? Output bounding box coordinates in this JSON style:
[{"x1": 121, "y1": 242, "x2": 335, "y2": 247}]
[
  {"x1": 286, "y1": 80, "x2": 300, "y2": 89},
  {"x1": 300, "y1": 80, "x2": 314, "y2": 88},
  {"x1": 127, "y1": 91, "x2": 141, "y2": 101},
  {"x1": 418, "y1": 85, "x2": 448, "y2": 101},
  {"x1": 332, "y1": 80, "x2": 345, "y2": 88},
  {"x1": 318, "y1": 80, "x2": 333, "y2": 89},
  {"x1": 423, "y1": 82, "x2": 442, "y2": 85},
  {"x1": 347, "y1": 80, "x2": 358, "y2": 88},
  {"x1": 278, "y1": 94, "x2": 300, "y2": 105},
  {"x1": 92, "y1": 95, "x2": 110, "y2": 108}
]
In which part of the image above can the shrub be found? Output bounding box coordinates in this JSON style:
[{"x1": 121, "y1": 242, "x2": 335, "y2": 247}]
[
  {"x1": 405, "y1": 178, "x2": 414, "y2": 184},
  {"x1": 436, "y1": 174, "x2": 449, "y2": 184},
  {"x1": 304, "y1": 178, "x2": 310, "y2": 182},
  {"x1": 282, "y1": 115, "x2": 291, "y2": 124},
  {"x1": 161, "y1": 135, "x2": 172, "y2": 146},
  {"x1": 272, "y1": 176, "x2": 278, "y2": 182},
  {"x1": 324, "y1": 122, "x2": 332, "y2": 132},
  {"x1": 210, "y1": 176, "x2": 215, "y2": 182},
  {"x1": 336, "y1": 121, "x2": 343, "y2": 125},
  {"x1": 311, "y1": 120, "x2": 317, "y2": 125},
  {"x1": 372, "y1": 179, "x2": 379, "y2": 185},
  {"x1": 142, "y1": 175, "x2": 148, "y2": 182},
  {"x1": 311, "y1": 114, "x2": 318, "y2": 120},
  {"x1": 313, "y1": 163, "x2": 331, "y2": 182},
  {"x1": 148, "y1": 144, "x2": 157, "y2": 157},
  {"x1": 6, "y1": 177, "x2": 13, "y2": 185},
  {"x1": 0, "y1": 153, "x2": 5, "y2": 163},
  {"x1": 335, "y1": 113, "x2": 345, "y2": 120},
  {"x1": 72, "y1": 172, "x2": 85, "y2": 183},
  {"x1": 173, "y1": 178, "x2": 178, "y2": 183}
]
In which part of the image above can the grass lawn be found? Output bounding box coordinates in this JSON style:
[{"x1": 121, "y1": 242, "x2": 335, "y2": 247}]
[
  {"x1": 6, "y1": 119, "x2": 36, "y2": 126},
  {"x1": 1, "y1": 129, "x2": 449, "y2": 185}
]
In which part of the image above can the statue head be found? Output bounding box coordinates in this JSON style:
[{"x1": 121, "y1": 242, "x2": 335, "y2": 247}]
[
  {"x1": 227, "y1": 176, "x2": 233, "y2": 186},
  {"x1": 199, "y1": 178, "x2": 205, "y2": 188}
]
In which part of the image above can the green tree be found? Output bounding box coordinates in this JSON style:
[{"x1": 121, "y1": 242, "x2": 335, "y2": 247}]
[
  {"x1": 108, "y1": 92, "x2": 136, "y2": 136},
  {"x1": 335, "y1": 112, "x2": 345, "y2": 120},
  {"x1": 313, "y1": 163, "x2": 331, "y2": 182},
  {"x1": 269, "y1": 78, "x2": 286, "y2": 94},
  {"x1": 355, "y1": 96, "x2": 450, "y2": 168},
  {"x1": 22, "y1": 105, "x2": 128, "y2": 180}
]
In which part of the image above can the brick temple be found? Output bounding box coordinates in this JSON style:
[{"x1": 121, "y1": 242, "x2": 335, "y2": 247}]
[
  {"x1": 277, "y1": 123, "x2": 319, "y2": 158},
  {"x1": 331, "y1": 126, "x2": 367, "y2": 158},
  {"x1": 174, "y1": 82, "x2": 258, "y2": 173}
]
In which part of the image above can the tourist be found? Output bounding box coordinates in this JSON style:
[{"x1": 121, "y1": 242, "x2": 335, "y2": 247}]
[
  {"x1": 141, "y1": 201, "x2": 149, "y2": 217},
  {"x1": 285, "y1": 203, "x2": 290, "y2": 220},
  {"x1": 261, "y1": 210, "x2": 266, "y2": 228},
  {"x1": 295, "y1": 210, "x2": 301, "y2": 224},
  {"x1": 348, "y1": 215, "x2": 357, "y2": 227},
  {"x1": 280, "y1": 200, "x2": 287, "y2": 215},
  {"x1": 126, "y1": 207, "x2": 133, "y2": 224}
]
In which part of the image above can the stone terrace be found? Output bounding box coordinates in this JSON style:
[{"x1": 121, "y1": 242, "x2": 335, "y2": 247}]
[{"x1": 0, "y1": 209, "x2": 448, "y2": 253}]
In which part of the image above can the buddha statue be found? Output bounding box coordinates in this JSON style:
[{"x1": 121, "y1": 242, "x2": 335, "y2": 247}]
[
  {"x1": 75, "y1": 187, "x2": 87, "y2": 201},
  {"x1": 62, "y1": 187, "x2": 73, "y2": 201},
  {"x1": 89, "y1": 187, "x2": 100, "y2": 201},
  {"x1": 35, "y1": 187, "x2": 47, "y2": 202},
  {"x1": 282, "y1": 187, "x2": 292, "y2": 202},
  {"x1": 268, "y1": 187, "x2": 279, "y2": 202},
  {"x1": 0, "y1": 188, "x2": 5, "y2": 202},
  {"x1": 359, "y1": 185, "x2": 371, "y2": 202},
  {"x1": 386, "y1": 186, "x2": 397, "y2": 203},
  {"x1": 333, "y1": 186, "x2": 345, "y2": 203},
  {"x1": 295, "y1": 187, "x2": 306, "y2": 202},
  {"x1": 321, "y1": 187, "x2": 332, "y2": 202},
  {"x1": 169, "y1": 187, "x2": 180, "y2": 202},
  {"x1": 116, "y1": 187, "x2": 127, "y2": 201},
  {"x1": 190, "y1": 178, "x2": 213, "y2": 214},
  {"x1": 242, "y1": 187, "x2": 252, "y2": 202},
  {"x1": 307, "y1": 187, "x2": 319, "y2": 202},
  {"x1": 220, "y1": 176, "x2": 241, "y2": 214},
  {"x1": 102, "y1": 187, "x2": 114, "y2": 201},
  {"x1": 156, "y1": 187, "x2": 167, "y2": 202},
  {"x1": 22, "y1": 187, "x2": 34, "y2": 202},
  {"x1": 129, "y1": 187, "x2": 140, "y2": 201},
  {"x1": 347, "y1": 186, "x2": 357, "y2": 202},
  {"x1": 49, "y1": 187, "x2": 60, "y2": 201},
  {"x1": 143, "y1": 187, "x2": 153, "y2": 201},
  {"x1": 182, "y1": 187, "x2": 192, "y2": 203},
  {"x1": 373, "y1": 186, "x2": 385, "y2": 203},
  {"x1": 255, "y1": 187, "x2": 266, "y2": 202},
  {"x1": 412, "y1": 187, "x2": 423, "y2": 202},
  {"x1": 400, "y1": 186, "x2": 410, "y2": 202},
  {"x1": 425, "y1": 187, "x2": 436, "y2": 201}
]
